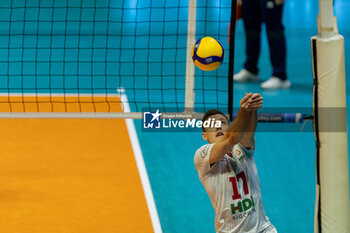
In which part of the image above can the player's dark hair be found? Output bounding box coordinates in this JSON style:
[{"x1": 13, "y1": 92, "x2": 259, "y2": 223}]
[{"x1": 202, "y1": 109, "x2": 229, "y2": 132}]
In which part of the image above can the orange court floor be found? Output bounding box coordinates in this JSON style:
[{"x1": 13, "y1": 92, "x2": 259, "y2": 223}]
[{"x1": 0, "y1": 95, "x2": 154, "y2": 233}]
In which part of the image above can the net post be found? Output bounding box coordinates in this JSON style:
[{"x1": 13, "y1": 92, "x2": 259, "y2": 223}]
[
  {"x1": 312, "y1": 2, "x2": 350, "y2": 231},
  {"x1": 318, "y1": 0, "x2": 336, "y2": 38},
  {"x1": 228, "y1": 0, "x2": 237, "y2": 121},
  {"x1": 185, "y1": 0, "x2": 197, "y2": 112}
]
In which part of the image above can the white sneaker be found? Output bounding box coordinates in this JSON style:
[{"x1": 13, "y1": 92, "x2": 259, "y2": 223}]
[
  {"x1": 234, "y1": 69, "x2": 259, "y2": 83},
  {"x1": 260, "y1": 76, "x2": 291, "y2": 90}
]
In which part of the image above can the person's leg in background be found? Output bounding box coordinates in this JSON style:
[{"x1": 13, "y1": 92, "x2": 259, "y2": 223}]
[
  {"x1": 234, "y1": 0, "x2": 261, "y2": 82},
  {"x1": 260, "y1": 0, "x2": 291, "y2": 89}
]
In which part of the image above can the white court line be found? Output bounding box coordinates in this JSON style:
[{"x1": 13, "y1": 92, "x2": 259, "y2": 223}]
[{"x1": 121, "y1": 93, "x2": 163, "y2": 233}]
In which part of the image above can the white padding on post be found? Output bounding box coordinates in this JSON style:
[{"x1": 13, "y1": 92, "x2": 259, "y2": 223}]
[{"x1": 312, "y1": 34, "x2": 350, "y2": 233}]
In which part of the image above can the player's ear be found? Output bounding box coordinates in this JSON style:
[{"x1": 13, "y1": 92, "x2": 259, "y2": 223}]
[{"x1": 202, "y1": 131, "x2": 208, "y2": 141}]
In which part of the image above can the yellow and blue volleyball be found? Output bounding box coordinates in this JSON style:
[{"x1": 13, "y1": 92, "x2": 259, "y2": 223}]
[{"x1": 191, "y1": 36, "x2": 225, "y2": 71}]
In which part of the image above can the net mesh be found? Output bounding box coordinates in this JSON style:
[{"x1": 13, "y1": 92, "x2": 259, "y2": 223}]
[{"x1": 1, "y1": 0, "x2": 231, "y2": 114}]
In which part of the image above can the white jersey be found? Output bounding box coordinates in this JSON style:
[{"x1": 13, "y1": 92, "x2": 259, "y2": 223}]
[{"x1": 194, "y1": 143, "x2": 275, "y2": 233}]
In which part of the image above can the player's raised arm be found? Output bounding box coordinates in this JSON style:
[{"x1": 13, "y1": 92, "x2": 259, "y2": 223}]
[
  {"x1": 239, "y1": 93, "x2": 263, "y2": 149},
  {"x1": 208, "y1": 93, "x2": 253, "y2": 164}
]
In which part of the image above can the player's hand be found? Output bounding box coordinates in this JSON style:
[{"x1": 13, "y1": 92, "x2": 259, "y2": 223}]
[
  {"x1": 240, "y1": 93, "x2": 253, "y2": 110},
  {"x1": 247, "y1": 93, "x2": 263, "y2": 111}
]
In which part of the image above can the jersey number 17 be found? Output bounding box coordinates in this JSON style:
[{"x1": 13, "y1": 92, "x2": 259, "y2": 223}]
[{"x1": 229, "y1": 171, "x2": 249, "y2": 200}]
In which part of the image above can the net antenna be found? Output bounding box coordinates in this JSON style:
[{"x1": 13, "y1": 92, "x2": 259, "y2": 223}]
[
  {"x1": 312, "y1": 0, "x2": 350, "y2": 232},
  {"x1": 184, "y1": 0, "x2": 196, "y2": 114}
]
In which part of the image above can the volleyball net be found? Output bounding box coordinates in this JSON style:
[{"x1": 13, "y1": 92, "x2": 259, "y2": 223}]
[{"x1": 0, "y1": 0, "x2": 234, "y2": 118}]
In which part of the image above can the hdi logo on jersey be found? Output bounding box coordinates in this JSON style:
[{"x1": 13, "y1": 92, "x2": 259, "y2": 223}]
[
  {"x1": 143, "y1": 109, "x2": 162, "y2": 129},
  {"x1": 231, "y1": 196, "x2": 255, "y2": 215}
]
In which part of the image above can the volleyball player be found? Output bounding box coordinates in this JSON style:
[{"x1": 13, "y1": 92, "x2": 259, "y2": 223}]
[{"x1": 194, "y1": 93, "x2": 277, "y2": 233}]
